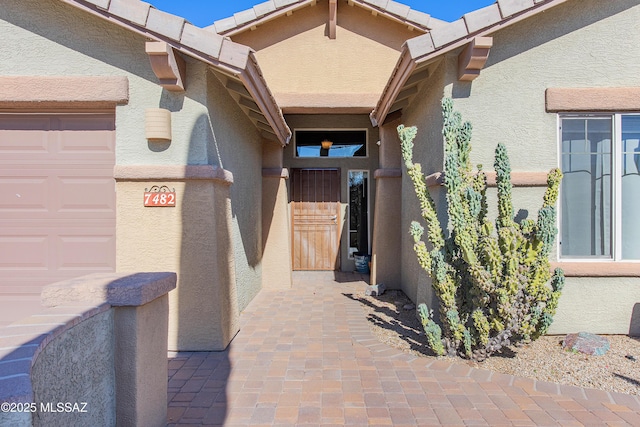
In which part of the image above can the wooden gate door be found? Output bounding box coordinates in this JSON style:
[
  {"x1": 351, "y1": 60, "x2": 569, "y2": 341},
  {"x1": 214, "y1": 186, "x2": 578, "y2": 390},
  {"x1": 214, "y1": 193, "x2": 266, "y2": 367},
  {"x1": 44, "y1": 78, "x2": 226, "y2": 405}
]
[{"x1": 291, "y1": 169, "x2": 341, "y2": 270}]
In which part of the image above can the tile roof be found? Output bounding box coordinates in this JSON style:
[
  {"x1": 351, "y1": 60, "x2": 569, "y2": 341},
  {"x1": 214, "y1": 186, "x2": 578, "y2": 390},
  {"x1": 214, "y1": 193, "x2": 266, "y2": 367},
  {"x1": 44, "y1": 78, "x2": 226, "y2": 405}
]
[
  {"x1": 57, "y1": 0, "x2": 291, "y2": 145},
  {"x1": 405, "y1": 0, "x2": 552, "y2": 58},
  {"x1": 371, "y1": 0, "x2": 570, "y2": 126},
  {"x1": 208, "y1": 0, "x2": 448, "y2": 36}
]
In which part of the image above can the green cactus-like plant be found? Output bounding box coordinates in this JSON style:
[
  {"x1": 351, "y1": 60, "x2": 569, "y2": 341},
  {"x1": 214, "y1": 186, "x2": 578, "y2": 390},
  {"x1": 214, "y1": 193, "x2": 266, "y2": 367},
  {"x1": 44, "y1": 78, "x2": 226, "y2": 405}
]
[{"x1": 402, "y1": 98, "x2": 564, "y2": 360}]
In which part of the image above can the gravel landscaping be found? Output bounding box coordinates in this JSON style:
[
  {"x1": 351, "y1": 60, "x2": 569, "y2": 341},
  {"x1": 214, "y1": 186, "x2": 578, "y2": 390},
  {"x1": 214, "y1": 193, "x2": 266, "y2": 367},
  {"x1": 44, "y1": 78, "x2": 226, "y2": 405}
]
[{"x1": 357, "y1": 288, "x2": 640, "y2": 395}]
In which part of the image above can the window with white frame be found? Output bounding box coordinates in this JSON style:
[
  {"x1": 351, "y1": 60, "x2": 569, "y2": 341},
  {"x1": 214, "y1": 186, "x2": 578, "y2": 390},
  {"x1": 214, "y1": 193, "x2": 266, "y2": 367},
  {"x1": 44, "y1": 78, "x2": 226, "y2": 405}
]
[{"x1": 560, "y1": 114, "x2": 640, "y2": 260}]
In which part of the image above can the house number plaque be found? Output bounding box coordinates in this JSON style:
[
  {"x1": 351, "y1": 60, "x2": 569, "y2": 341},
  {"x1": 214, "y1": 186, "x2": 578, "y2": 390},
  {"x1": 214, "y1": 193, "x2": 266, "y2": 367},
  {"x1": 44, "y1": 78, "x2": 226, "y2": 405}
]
[{"x1": 144, "y1": 185, "x2": 176, "y2": 207}]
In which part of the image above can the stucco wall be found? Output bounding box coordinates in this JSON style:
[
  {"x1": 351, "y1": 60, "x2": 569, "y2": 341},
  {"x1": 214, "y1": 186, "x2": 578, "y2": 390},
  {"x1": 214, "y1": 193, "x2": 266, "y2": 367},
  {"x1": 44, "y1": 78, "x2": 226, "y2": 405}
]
[
  {"x1": 2, "y1": 0, "x2": 266, "y2": 346},
  {"x1": 549, "y1": 278, "x2": 640, "y2": 335},
  {"x1": 232, "y1": 3, "x2": 418, "y2": 107},
  {"x1": 398, "y1": 0, "x2": 640, "y2": 333},
  {"x1": 114, "y1": 296, "x2": 168, "y2": 426},
  {"x1": 206, "y1": 72, "x2": 265, "y2": 312},
  {"x1": 397, "y1": 59, "x2": 448, "y2": 303},
  {"x1": 31, "y1": 310, "x2": 115, "y2": 427},
  {"x1": 284, "y1": 114, "x2": 379, "y2": 271},
  {"x1": 443, "y1": 0, "x2": 640, "y2": 171},
  {"x1": 0, "y1": 0, "x2": 212, "y2": 167}
]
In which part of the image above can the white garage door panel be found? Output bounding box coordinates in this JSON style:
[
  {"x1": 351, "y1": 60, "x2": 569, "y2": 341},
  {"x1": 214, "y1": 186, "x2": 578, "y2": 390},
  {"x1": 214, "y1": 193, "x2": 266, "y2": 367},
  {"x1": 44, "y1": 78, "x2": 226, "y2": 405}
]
[
  {"x1": 0, "y1": 114, "x2": 116, "y2": 297},
  {"x1": 0, "y1": 117, "x2": 50, "y2": 157},
  {"x1": 58, "y1": 174, "x2": 115, "y2": 214},
  {"x1": 0, "y1": 168, "x2": 115, "y2": 219},
  {"x1": 57, "y1": 233, "x2": 115, "y2": 270},
  {"x1": 0, "y1": 176, "x2": 48, "y2": 213},
  {"x1": 0, "y1": 115, "x2": 114, "y2": 161},
  {"x1": 0, "y1": 234, "x2": 48, "y2": 269}
]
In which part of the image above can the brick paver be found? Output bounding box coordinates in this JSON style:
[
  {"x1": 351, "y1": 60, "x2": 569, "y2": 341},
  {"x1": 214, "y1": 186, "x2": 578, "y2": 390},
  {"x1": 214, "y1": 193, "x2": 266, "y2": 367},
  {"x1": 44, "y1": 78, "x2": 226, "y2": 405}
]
[{"x1": 168, "y1": 272, "x2": 640, "y2": 426}]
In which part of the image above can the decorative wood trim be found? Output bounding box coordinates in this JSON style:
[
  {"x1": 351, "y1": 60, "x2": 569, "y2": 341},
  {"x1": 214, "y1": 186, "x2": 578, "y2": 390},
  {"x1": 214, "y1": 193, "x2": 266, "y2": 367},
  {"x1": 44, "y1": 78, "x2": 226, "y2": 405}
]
[
  {"x1": 425, "y1": 171, "x2": 549, "y2": 188},
  {"x1": 262, "y1": 168, "x2": 290, "y2": 179},
  {"x1": 546, "y1": 87, "x2": 640, "y2": 112},
  {"x1": 145, "y1": 41, "x2": 186, "y2": 92},
  {"x1": 0, "y1": 76, "x2": 129, "y2": 108},
  {"x1": 329, "y1": 0, "x2": 337, "y2": 39},
  {"x1": 114, "y1": 165, "x2": 234, "y2": 185},
  {"x1": 458, "y1": 36, "x2": 493, "y2": 81},
  {"x1": 374, "y1": 168, "x2": 402, "y2": 179},
  {"x1": 551, "y1": 262, "x2": 640, "y2": 277}
]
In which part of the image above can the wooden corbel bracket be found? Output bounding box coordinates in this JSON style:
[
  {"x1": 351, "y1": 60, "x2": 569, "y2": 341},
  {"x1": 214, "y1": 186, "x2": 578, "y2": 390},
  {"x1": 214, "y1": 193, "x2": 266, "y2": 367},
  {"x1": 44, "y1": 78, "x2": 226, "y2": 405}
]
[
  {"x1": 145, "y1": 41, "x2": 186, "y2": 92},
  {"x1": 458, "y1": 36, "x2": 493, "y2": 82}
]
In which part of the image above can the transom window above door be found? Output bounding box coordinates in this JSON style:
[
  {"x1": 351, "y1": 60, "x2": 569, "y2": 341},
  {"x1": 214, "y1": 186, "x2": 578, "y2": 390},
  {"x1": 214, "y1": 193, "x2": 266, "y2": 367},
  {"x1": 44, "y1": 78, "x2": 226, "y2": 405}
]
[{"x1": 295, "y1": 130, "x2": 367, "y2": 158}]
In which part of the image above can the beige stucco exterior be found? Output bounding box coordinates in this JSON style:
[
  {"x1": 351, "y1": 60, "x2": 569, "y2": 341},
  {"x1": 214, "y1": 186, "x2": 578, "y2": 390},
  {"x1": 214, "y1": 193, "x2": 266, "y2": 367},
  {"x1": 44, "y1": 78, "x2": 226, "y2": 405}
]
[
  {"x1": 262, "y1": 142, "x2": 293, "y2": 289},
  {"x1": 232, "y1": 2, "x2": 420, "y2": 112},
  {"x1": 31, "y1": 309, "x2": 116, "y2": 427},
  {"x1": 370, "y1": 119, "x2": 403, "y2": 289},
  {"x1": 116, "y1": 178, "x2": 239, "y2": 351},
  {"x1": 1, "y1": 272, "x2": 175, "y2": 426},
  {"x1": 396, "y1": 0, "x2": 640, "y2": 334},
  {"x1": 0, "y1": 0, "x2": 271, "y2": 351},
  {"x1": 3, "y1": 0, "x2": 640, "y2": 367},
  {"x1": 114, "y1": 295, "x2": 169, "y2": 426}
]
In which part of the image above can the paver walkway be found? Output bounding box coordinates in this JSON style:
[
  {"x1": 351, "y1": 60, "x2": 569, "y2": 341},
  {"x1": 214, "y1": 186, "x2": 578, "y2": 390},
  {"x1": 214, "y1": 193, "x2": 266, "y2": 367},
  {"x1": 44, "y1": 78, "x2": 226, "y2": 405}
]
[{"x1": 167, "y1": 272, "x2": 640, "y2": 426}]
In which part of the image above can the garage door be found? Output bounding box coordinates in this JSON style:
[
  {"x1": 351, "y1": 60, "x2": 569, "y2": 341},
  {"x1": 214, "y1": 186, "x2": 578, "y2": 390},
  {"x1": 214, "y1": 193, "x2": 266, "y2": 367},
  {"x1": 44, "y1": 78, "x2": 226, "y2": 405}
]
[{"x1": 0, "y1": 113, "x2": 116, "y2": 300}]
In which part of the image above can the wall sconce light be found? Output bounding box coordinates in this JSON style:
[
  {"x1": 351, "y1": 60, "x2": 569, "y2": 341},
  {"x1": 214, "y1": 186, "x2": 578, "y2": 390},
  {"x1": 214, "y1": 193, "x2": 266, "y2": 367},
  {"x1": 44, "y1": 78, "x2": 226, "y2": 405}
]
[
  {"x1": 145, "y1": 108, "x2": 172, "y2": 141},
  {"x1": 321, "y1": 139, "x2": 333, "y2": 150}
]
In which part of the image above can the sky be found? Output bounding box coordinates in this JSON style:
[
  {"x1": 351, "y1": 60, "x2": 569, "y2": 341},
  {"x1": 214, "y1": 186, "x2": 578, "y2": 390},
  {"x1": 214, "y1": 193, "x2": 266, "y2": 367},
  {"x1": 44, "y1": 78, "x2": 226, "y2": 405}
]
[{"x1": 148, "y1": 1, "x2": 495, "y2": 28}]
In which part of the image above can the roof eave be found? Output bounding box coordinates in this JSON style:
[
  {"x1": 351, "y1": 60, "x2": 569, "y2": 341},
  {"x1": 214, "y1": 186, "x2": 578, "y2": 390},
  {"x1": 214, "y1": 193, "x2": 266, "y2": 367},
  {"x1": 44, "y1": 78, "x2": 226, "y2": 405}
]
[
  {"x1": 370, "y1": 47, "x2": 415, "y2": 127},
  {"x1": 57, "y1": 0, "x2": 290, "y2": 146},
  {"x1": 240, "y1": 54, "x2": 292, "y2": 146},
  {"x1": 371, "y1": 0, "x2": 573, "y2": 126}
]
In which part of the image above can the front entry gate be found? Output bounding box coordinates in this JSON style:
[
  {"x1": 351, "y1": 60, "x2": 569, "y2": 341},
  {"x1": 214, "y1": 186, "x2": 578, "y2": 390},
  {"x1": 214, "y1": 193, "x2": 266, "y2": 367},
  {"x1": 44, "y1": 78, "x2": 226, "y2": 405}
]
[{"x1": 291, "y1": 168, "x2": 340, "y2": 271}]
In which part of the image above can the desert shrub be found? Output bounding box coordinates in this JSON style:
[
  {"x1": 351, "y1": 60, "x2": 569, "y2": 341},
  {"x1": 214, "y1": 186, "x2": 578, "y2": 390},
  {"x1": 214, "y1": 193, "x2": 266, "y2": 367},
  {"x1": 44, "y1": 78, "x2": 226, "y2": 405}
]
[{"x1": 399, "y1": 98, "x2": 564, "y2": 360}]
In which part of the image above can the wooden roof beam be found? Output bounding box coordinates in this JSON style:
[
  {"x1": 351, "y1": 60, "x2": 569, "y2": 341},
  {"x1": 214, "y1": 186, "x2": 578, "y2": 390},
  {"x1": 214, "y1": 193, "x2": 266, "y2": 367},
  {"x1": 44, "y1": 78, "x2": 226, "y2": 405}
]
[
  {"x1": 225, "y1": 79, "x2": 251, "y2": 98},
  {"x1": 458, "y1": 36, "x2": 493, "y2": 82},
  {"x1": 397, "y1": 86, "x2": 419, "y2": 102},
  {"x1": 405, "y1": 68, "x2": 429, "y2": 87},
  {"x1": 329, "y1": 0, "x2": 337, "y2": 39},
  {"x1": 145, "y1": 41, "x2": 186, "y2": 92},
  {"x1": 239, "y1": 96, "x2": 261, "y2": 113},
  {"x1": 248, "y1": 109, "x2": 269, "y2": 125}
]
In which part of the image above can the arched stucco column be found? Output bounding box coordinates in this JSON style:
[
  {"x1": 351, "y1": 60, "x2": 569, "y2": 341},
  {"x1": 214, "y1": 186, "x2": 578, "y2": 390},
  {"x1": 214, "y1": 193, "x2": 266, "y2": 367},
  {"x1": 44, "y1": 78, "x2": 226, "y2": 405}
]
[
  {"x1": 371, "y1": 116, "x2": 402, "y2": 288},
  {"x1": 114, "y1": 165, "x2": 239, "y2": 351},
  {"x1": 262, "y1": 140, "x2": 293, "y2": 289}
]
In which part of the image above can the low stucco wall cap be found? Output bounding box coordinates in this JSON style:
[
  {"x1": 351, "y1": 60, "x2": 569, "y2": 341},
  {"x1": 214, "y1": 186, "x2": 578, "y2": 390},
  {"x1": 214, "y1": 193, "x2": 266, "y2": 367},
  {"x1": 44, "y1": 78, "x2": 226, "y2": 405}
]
[{"x1": 41, "y1": 272, "x2": 177, "y2": 308}]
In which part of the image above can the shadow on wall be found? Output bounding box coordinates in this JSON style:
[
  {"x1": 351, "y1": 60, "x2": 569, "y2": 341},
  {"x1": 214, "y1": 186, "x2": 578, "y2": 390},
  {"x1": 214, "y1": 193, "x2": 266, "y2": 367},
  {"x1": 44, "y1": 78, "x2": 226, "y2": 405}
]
[
  {"x1": 168, "y1": 115, "x2": 232, "y2": 424},
  {"x1": 203, "y1": 97, "x2": 262, "y2": 272},
  {"x1": 631, "y1": 303, "x2": 640, "y2": 337}
]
